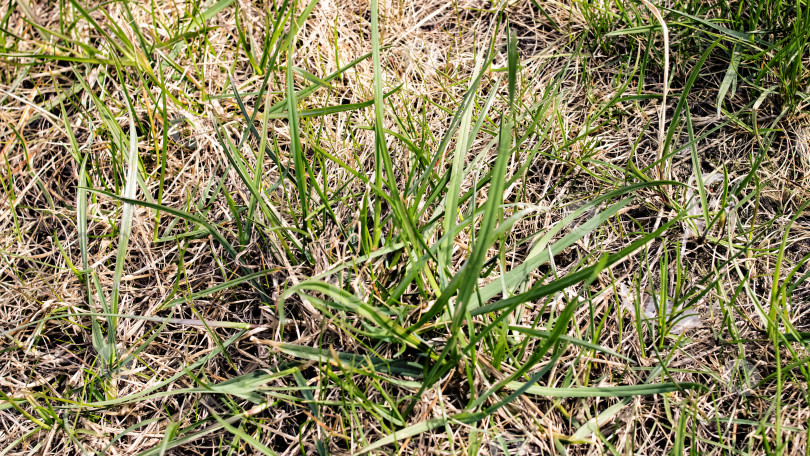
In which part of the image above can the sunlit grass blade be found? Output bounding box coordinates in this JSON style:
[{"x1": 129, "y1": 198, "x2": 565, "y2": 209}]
[
  {"x1": 106, "y1": 89, "x2": 142, "y2": 375},
  {"x1": 286, "y1": 15, "x2": 310, "y2": 237},
  {"x1": 440, "y1": 42, "x2": 490, "y2": 284}
]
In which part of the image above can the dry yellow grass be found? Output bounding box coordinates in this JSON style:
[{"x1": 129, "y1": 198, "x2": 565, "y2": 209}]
[{"x1": 1, "y1": 0, "x2": 809, "y2": 454}]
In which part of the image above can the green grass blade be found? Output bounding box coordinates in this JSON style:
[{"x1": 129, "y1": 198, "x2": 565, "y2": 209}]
[
  {"x1": 286, "y1": 15, "x2": 310, "y2": 237},
  {"x1": 106, "y1": 93, "x2": 142, "y2": 370},
  {"x1": 440, "y1": 44, "x2": 490, "y2": 283},
  {"x1": 504, "y1": 382, "x2": 707, "y2": 397}
]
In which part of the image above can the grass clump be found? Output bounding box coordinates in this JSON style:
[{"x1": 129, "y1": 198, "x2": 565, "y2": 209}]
[{"x1": 0, "y1": 0, "x2": 809, "y2": 455}]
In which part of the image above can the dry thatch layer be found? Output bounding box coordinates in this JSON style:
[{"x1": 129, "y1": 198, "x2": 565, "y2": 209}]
[{"x1": 1, "y1": 0, "x2": 809, "y2": 454}]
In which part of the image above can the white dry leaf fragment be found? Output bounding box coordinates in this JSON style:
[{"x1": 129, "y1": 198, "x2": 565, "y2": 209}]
[
  {"x1": 796, "y1": 125, "x2": 810, "y2": 171},
  {"x1": 551, "y1": 286, "x2": 585, "y2": 312},
  {"x1": 618, "y1": 283, "x2": 702, "y2": 334},
  {"x1": 87, "y1": 66, "x2": 100, "y2": 89},
  {"x1": 666, "y1": 301, "x2": 702, "y2": 334},
  {"x1": 683, "y1": 172, "x2": 724, "y2": 239},
  {"x1": 722, "y1": 359, "x2": 761, "y2": 396}
]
